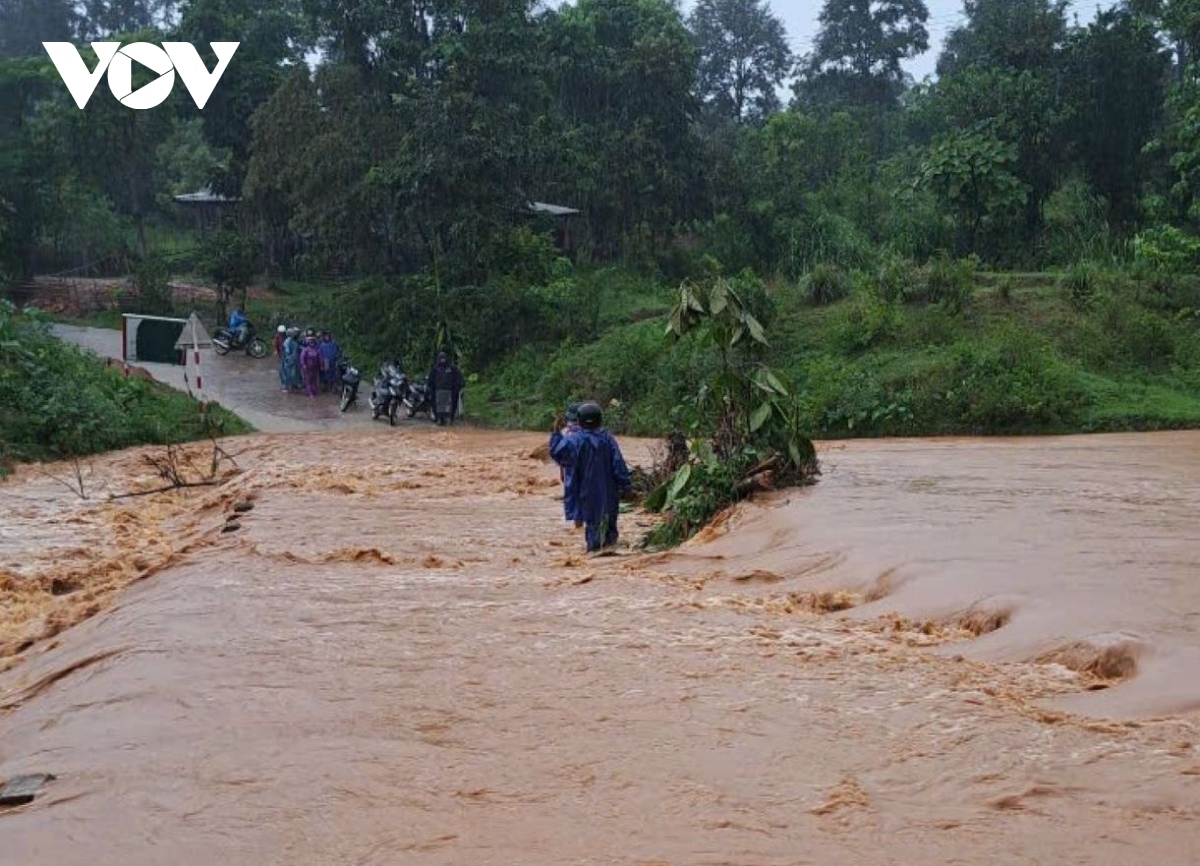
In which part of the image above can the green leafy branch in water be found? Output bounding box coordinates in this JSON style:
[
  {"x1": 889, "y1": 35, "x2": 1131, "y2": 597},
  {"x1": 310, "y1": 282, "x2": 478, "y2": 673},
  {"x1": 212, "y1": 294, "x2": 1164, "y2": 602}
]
[{"x1": 642, "y1": 277, "x2": 819, "y2": 548}]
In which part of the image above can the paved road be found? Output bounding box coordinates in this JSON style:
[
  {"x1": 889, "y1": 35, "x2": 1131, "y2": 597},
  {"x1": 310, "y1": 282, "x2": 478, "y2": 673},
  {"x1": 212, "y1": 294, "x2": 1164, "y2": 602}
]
[{"x1": 52, "y1": 324, "x2": 394, "y2": 434}]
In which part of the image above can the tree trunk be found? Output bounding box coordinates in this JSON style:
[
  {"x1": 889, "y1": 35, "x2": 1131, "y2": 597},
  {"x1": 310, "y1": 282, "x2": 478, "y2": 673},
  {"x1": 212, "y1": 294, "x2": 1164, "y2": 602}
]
[{"x1": 135, "y1": 213, "x2": 147, "y2": 259}]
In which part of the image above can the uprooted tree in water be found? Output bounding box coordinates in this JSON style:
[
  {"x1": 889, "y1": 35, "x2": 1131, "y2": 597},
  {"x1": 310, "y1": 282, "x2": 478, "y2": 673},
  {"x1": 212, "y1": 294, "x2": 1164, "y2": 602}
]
[{"x1": 638, "y1": 276, "x2": 819, "y2": 547}]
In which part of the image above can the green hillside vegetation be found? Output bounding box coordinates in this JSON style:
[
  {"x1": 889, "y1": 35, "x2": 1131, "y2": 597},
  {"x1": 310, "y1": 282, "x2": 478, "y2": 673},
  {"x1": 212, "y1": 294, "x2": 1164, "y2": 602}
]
[
  {"x1": 0, "y1": 301, "x2": 250, "y2": 474},
  {"x1": 4, "y1": 0, "x2": 1200, "y2": 456}
]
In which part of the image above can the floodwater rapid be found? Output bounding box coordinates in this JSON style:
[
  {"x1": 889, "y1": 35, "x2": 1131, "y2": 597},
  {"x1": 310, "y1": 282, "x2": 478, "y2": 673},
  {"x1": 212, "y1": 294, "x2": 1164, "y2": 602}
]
[{"x1": 1, "y1": 426, "x2": 1199, "y2": 865}]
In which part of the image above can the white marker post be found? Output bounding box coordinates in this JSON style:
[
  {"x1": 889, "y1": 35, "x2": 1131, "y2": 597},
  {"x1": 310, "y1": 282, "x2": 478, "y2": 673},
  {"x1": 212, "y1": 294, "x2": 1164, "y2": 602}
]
[{"x1": 174, "y1": 312, "x2": 213, "y2": 412}]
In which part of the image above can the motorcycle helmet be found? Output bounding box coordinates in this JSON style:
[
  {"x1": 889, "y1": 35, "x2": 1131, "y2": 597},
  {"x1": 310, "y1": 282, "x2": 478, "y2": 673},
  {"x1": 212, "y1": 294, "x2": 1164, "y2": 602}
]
[
  {"x1": 277, "y1": 324, "x2": 286, "y2": 333},
  {"x1": 577, "y1": 401, "x2": 602, "y2": 429}
]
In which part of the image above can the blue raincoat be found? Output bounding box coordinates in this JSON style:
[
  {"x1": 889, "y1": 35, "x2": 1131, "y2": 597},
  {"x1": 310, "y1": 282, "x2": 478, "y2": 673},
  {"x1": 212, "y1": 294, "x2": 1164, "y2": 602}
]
[
  {"x1": 282, "y1": 336, "x2": 301, "y2": 390},
  {"x1": 559, "y1": 420, "x2": 582, "y2": 522},
  {"x1": 550, "y1": 426, "x2": 632, "y2": 551}
]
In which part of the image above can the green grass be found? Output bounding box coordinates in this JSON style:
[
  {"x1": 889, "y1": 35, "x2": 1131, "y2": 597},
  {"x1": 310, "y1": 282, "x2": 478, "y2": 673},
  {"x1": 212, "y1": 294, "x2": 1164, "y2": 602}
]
[
  {"x1": 49, "y1": 310, "x2": 126, "y2": 330},
  {"x1": 473, "y1": 266, "x2": 1200, "y2": 438},
  {"x1": 1, "y1": 303, "x2": 252, "y2": 470},
  {"x1": 1078, "y1": 372, "x2": 1200, "y2": 431}
]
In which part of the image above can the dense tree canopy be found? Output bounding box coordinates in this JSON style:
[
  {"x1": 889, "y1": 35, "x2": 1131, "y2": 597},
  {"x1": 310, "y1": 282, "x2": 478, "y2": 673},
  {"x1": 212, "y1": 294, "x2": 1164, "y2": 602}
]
[{"x1": 2, "y1": 0, "x2": 1200, "y2": 293}]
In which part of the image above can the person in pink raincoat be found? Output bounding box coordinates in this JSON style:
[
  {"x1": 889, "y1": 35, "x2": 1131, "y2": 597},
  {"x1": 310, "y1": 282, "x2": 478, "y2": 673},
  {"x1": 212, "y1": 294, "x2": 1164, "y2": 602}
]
[{"x1": 300, "y1": 337, "x2": 322, "y2": 397}]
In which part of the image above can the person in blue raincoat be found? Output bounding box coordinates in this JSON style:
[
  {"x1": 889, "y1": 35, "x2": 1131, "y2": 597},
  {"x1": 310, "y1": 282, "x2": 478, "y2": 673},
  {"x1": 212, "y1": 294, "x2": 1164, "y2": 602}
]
[
  {"x1": 559, "y1": 403, "x2": 583, "y2": 527},
  {"x1": 550, "y1": 401, "x2": 632, "y2": 552},
  {"x1": 282, "y1": 327, "x2": 301, "y2": 391},
  {"x1": 229, "y1": 306, "x2": 249, "y2": 347}
]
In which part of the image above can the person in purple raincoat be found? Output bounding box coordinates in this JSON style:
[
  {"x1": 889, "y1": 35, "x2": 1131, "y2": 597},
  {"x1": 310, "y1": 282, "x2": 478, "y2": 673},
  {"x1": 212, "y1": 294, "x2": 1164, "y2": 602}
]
[{"x1": 300, "y1": 337, "x2": 322, "y2": 398}]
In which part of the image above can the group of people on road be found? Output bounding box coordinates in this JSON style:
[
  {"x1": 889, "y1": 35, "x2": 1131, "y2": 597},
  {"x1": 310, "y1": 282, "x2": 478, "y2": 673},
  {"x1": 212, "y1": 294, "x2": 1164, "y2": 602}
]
[
  {"x1": 550, "y1": 401, "x2": 632, "y2": 553},
  {"x1": 235, "y1": 311, "x2": 630, "y2": 552},
  {"x1": 274, "y1": 326, "x2": 342, "y2": 398}
]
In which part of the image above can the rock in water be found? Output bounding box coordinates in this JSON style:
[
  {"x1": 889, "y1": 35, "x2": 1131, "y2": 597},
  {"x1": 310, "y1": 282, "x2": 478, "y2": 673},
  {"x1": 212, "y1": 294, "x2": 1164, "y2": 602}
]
[{"x1": 0, "y1": 774, "x2": 55, "y2": 807}]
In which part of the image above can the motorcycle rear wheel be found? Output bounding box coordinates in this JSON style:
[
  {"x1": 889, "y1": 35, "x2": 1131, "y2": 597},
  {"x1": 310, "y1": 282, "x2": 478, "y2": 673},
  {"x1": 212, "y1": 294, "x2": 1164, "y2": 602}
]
[{"x1": 247, "y1": 338, "x2": 269, "y2": 359}]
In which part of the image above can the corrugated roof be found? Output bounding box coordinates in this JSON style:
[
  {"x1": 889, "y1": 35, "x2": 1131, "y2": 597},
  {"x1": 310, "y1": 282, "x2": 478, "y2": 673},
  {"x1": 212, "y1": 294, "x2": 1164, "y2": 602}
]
[
  {"x1": 174, "y1": 187, "x2": 241, "y2": 204},
  {"x1": 529, "y1": 201, "x2": 580, "y2": 216}
]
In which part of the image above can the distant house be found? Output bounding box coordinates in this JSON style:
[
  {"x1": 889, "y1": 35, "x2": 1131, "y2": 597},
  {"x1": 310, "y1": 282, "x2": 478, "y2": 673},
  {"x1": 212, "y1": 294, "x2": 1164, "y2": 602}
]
[
  {"x1": 527, "y1": 200, "x2": 581, "y2": 255},
  {"x1": 173, "y1": 187, "x2": 241, "y2": 232}
]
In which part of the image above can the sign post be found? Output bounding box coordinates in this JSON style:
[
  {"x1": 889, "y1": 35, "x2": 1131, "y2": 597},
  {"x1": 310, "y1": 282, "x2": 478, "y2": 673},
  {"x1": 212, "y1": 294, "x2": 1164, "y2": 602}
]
[{"x1": 173, "y1": 312, "x2": 213, "y2": 409}]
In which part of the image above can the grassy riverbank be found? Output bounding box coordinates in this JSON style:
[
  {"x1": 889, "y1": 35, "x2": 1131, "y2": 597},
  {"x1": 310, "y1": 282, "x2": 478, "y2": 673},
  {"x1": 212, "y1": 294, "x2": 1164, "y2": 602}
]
[{"x1": 466, "y1": 264, "x2": 1200, "y2": 438}]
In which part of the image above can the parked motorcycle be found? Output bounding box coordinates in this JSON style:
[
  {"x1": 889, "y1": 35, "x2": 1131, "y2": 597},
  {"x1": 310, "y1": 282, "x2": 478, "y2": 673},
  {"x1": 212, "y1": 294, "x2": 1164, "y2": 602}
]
[
  {"x1": 338, "y1": 359, "x2": 361, "y2": 413},
  {"x1": 368, "y1": 361, "x2": 409, "y2": 426},
  {"x1": 212, "y1": 321, "x2": 270, "y2": 359},
  {"x1": 403, "y1": 379, "x2": 437, "y2": 421}
]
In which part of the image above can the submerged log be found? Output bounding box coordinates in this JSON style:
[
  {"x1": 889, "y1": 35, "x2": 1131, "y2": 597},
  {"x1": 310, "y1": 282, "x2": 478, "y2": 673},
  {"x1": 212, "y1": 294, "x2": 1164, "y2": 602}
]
[{"x1": 734, "y1": 470, "x2": 774, "y2": 498}]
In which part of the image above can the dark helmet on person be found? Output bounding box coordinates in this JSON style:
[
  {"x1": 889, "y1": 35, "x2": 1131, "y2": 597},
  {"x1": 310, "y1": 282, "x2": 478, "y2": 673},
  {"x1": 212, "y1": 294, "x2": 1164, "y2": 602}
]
[{"x1": 577, "y1": 401, "x2": 602, "y2": 428}]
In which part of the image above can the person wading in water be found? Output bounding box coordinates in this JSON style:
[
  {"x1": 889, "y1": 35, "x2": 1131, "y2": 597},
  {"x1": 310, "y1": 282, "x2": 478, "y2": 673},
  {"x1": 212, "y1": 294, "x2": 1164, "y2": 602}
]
[{"x1": 549, "y1": 401, "x2": 632, "y2": 552}]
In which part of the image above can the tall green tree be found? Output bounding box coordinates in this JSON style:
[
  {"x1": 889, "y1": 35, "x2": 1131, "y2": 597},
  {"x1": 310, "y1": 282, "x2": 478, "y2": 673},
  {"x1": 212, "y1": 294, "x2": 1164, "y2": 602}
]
[
  {"x1": 382, "y1": 0, "x2": 548, "y2": 280},
  {"x1": 1064, "y1": 5, "x2": 1170, "y2": 229},
  {"x1": 38, "y1": 36, "x2": 177, "y2": 258},
  {"x1": 0, "y1": 56, "x2": 57, "y2": 283},
  {"x1": 937, "y1": 0, "x2": 1068, "y2": 76},
  {"x1": 797, "y1": 0, "x2": 929, "y2": 111},
  {"x1": 0, "y1": 0, "x2": 79, "y2": 58},
  {"x1": 915, "y1": 129, "x2": 1028, "y2": 255},
  {"x1": 541, "y1": 0, "x2": 699, "y2": 258},
  {"x1": 174, "y1": 0, "x2": 308, "y2": 196},
  {"x1": 930, "y1": 67, "x2": 1069, "y2": 246},
  {"x1": 688, "y1": 0, "x2": 792, "y2": 124}
]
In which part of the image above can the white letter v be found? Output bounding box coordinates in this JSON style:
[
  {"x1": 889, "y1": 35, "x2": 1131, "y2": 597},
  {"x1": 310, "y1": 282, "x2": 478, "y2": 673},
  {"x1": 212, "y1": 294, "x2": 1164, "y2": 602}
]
[
  {"x1": 42, "y1": 42, "x2": 121, "y2": 109},
  {"x1": 162, "y1": 42, "x2": 240, "y2": 110}
]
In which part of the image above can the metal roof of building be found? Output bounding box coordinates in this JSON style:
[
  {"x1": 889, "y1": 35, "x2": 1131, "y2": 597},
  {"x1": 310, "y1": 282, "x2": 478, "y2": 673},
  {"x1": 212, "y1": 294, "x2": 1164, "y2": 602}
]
[
  {"x1": 529, "y1": 201, "x2": 580, "y2": 216},
  {"x1": 174, "y1": 187, "x2": 242, "y2": 204}
]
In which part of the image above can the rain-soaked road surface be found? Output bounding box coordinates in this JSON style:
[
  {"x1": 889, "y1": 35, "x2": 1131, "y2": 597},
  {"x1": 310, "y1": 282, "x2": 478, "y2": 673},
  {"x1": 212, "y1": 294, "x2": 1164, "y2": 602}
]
[
  {"x1": 51, "y1": 324, "x2": 381, "y2": 433},
  {"x1": 0, "y1": 328, "x2": 1197, "y2": 865}
]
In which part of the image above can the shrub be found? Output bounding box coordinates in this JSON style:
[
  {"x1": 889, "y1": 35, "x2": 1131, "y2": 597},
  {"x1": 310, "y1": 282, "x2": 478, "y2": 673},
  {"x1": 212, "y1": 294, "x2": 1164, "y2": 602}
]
[
  {"x1": 1060, "y1": 261, "x2": 1099, "y2": 310},
  {"x1": 919, "y1": 253, "x2": 976, "y2": 313},
  {"x1": 874, "y1": 254, "x2": 921, "y2": 304},
  {"x1": 1041, "y1": 178, "x2": 1110, "y2": 267},
  {"x1": 1132, "y1": 225, "x2": 1200, "y2": 274},
  {"x1": 128, "y1": 253, "x2": 176, "y2": 317},
  {"x1": 914, "y1": 328, "x2": 1090, "y2": 432},
  {"x1": 832, "y1": 292, "x2": 902, "y2": 353},
  {"x1": 777, "y1": 211, "x2": 875, "y2": 278},
  {"x1": 805, "y1": 262, "x2": 851, "y2": 306},
  {"x1": 820, "y1": 367, "x2": 913, "y2": 435}
]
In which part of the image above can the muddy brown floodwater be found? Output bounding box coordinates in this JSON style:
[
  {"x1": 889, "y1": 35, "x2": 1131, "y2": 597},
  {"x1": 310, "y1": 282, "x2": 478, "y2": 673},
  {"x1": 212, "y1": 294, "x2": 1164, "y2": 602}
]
[{"x1": 1, "y1": 427, "x2": 1199, "y2": 866}]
